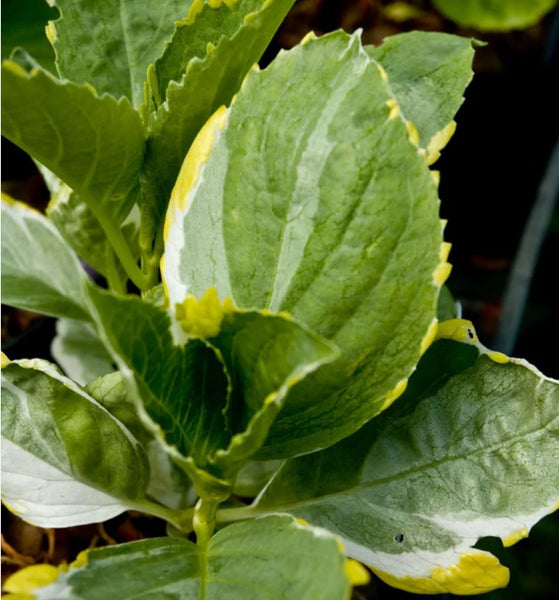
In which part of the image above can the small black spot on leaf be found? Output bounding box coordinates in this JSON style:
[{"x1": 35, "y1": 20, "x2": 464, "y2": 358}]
[
  {"x1": 467, "y1": 328, "x2": 474, "y2": 339},
  {"x1": 394, "y1": 533, "x2": 404, "y2": 543}
]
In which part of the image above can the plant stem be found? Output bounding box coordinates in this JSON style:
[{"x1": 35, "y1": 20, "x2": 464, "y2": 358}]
[
  {"x1": 193, "y1": 498, "x2": 219, "y2": 598},
  {"x1": 129, "y1": 498, "x2": 194, "y2": 534},
  {"x1": 193, "y1": 498, "x2": 219, "y2": 548},
  {"x1": 105, "y1": 250, "x2": 127, "y2": 294},
  {"x1": 140, "y1": 221, "x2": 165, "y2": 289},
  {"x1": 215, "y1": 504, "x2": 261, "y2": 525},
  {"x1": 89, "y1": 201, "x2": 151, "y2": 291}
]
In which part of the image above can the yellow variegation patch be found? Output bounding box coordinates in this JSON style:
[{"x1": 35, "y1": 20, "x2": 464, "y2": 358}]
[
  {"x1": 185, "y1": 0, "x2": 239, "y2": 25},
  {"x1": 502, "y1": 526, "x2": 529, "y2": 547},
  {"x1": 426, "y1": 121, "x2": 457, "y2": 165},
  {"x1": 175, "y1": 287, "x2": 235, "y2": 339},
  {"x1": 165, "y1": 105, "x2": 229, "y2": 224},
  {"x1": 2, "y1": 564, "x2": 63, "y2": 598},
  {"x1": 436, "y1": 319, "x2": 513, "y2": 365},
  {"x1": 371, "y1": 551, "x2": 509, "y2": 595},
  {"x1": 436, "y1": 318, "x2": 478, "y2": 343},
  {"x1": 345, "y1": 558, "x2": 371, "y2": 587}
]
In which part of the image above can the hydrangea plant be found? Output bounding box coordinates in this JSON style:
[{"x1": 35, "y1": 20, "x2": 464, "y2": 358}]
[{"x1": 2, "y1": 1, "x2": 558, "y2": 598}]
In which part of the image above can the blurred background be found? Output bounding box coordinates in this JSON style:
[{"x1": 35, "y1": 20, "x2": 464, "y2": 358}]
[{"x1": 2, "y1": 1, "x2": 558, "y2": 598}]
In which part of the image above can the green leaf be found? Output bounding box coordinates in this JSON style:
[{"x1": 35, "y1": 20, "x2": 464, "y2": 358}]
[
  {"x1": 10, "y1": 515, "x2": 349, "y2": 599},
  {"x1": 88, "y1": 287, "x2": 337, "y2": 488},
  {"x1": 51, "y1": 318, "x2": 114, "y2": 385},
  {"x1": 41, "y1": 161, "x2": 139, "y2": 287},
  {"x1": 366, "y1": 31, "x2": 476, "y2": 164},
  {"x1": 437, "y1": 284, "x2": 459, "y2": 321},
  {"x1": 48, "y1": 0, "x2": 195, "y2": 108},
  {"x1": 432, "y1": 0, "x2": 558, "y2": 31},
  {"x1": 243, "y1": 328, "x2": 559, "y2": 595},
  {"x1": 1, "y1": 195, "x2": 91, "y2": 320},
  {"x1": 86, "y1": 372, "x2": 194, "y2": 510},
  {"x1": 1, "y1": 0, "x2": 58, "y2": 73},
  {"x1": 162, "y1": 30, "x2": 448, "y2": 458},
  {"x1": 233, "y1": 459, "x2": 283, "y2": 497},
  {"x1": 141, "y1": 0, "x2": 296, "y2": 255},
  {"x1": 1, "y1": 356, "x2": 150, "y2": 527},
  {"x1": 1, "y1": 55, "x2": 144, "y2": 232}
]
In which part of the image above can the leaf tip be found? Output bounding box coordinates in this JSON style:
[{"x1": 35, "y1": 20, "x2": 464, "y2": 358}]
[
  {"x1": 371, "y1": 551, "x2": 509, "y2": 595},
  {"x1": 300, "y1": 31, "x2": 317, "y2": 46},
  {"x1": 345, "y1": 558, "x2": 371, "y2": 587},
  {"x1": 2, "y1": 564, "x2": 62, "y2": 597},
  {"x1": 1, "y1": 352, "x2": 11, "y2": 368},
  {"x1": 426, "y1": 121, "x2": 457, "y2": 165},
  {"x1": 436, "y1": 319, "x2": 478, "y2": 344},
  {"x1": 502, "y1": 525, "x2": 529, "y2": 547}
]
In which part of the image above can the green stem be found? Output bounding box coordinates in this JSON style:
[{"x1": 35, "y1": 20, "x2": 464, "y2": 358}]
[
  {"x1": 105, "y1": 250, "x2": 127, "y2": 294},
  {"x1": 140, "y1": 220, "x2": 165, "y2": 289},
  {"x1": 215, "y1": 504, "x2": 261, "y2": 525},
  {"x1": 90, "y1": 201, "x2": 150, "y2": 291},
  {"x1": 193, "y1": 498, "x2": 219, "y2": 549},
  {"x1": 193, "y1": 498, "x2": 219, "y2": 599},
  {"x1": 130, "y1": 498, "x2": 194, "y2": 534}
]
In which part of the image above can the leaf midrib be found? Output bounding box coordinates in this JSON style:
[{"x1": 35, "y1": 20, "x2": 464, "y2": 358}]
[{"x1": 254, "y1": 419, "x2": 557, "y2": 515}]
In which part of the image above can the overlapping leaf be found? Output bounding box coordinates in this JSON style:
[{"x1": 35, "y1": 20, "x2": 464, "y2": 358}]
[
  {"x1": 41, "y1": 162, "x2": 139, "y2": 287},
  {"x1": 162, "y1": 30, "x2": 449, "y2": 458},
  {"x1": 367, "y1": 31, "x2": 476, "y2": 163},
  {"x1": 432, "y1": 0, "x2": 558, "y2": 31},
  {"x1": 86, "y1": 372, "x2": 194, "y2": 510},
  {"x1": 240, "y1": 326, "x2": 559, "y2": 595},
  {"x1": 1, "y1": 357, "x2": 150, "y2": 527},
  {"x1": 47, "y1": 0, "x2": 194, "y2": 108},
  {"x1": 1, "y1": 54, "x2": 144, "y2": 232},
  {"x1": 1, "y1": 196, "x2": 91, "y2": 320},
  {"x1": 88, "y1": 287, "x2": 337, "y2": 487},
  {"x1": 51, "y1": 319, "x2": 114, "y2": 385},
  {"x1": 141, "y1": 0, "x2": 296, "y2": 251},
  {"x1": 4, "y1": 516, "x2": 349, "y2": 600}
]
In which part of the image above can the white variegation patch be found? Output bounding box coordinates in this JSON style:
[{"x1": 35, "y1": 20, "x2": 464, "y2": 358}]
[{"x1": 1, "y1": 440, "x2": 131, "y2": 527}]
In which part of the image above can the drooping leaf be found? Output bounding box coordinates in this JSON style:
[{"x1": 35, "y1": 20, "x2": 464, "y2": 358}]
[
  {"x1": 1, "y1": 356, "x2": 150, "y2": 527},
  {"x1": 162, "y1": 30, "x2": 448, "y2": 458},
  {"x1": 51, "y1": 318, "x2": 114, "y2": 385},
  {"x1": 6, "y1": 516, "x2": 349, "y2": 600},
  {"x1": 367, "y1": 31, "x2": 476, "y2": 163},
  {"x1": 1, "y1": 0, "x2": 58, "y2": 72},
  {"x1": 244, "y1": 326, "x2": 559, "y2": 595},
  {"x1": 1, "y1": 195, "x2": 91, "y2": 320},
  {"x1": 48, "y1": 0, "x2": 195, "y2": 108},
  {"x1": 1, "y1": 54, "x2": 144, "y2": 232},
  {"x1": 141, "y1": 0, "x2": 296, "y2": 255},
  {"x1": 432, "y1": 0, "x2": 558, "y2": 31},
  {"x1": 88, "y1": 287, "x2": 337, "y2": 487},
  {"x1": 86, "y1": 371, "x2": 194, "y2": 510}
]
